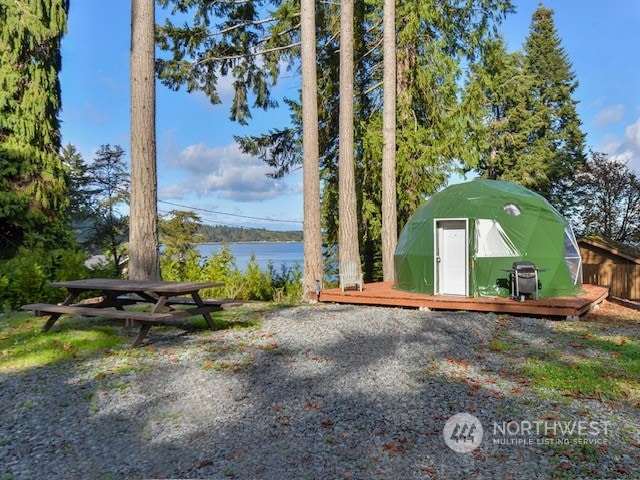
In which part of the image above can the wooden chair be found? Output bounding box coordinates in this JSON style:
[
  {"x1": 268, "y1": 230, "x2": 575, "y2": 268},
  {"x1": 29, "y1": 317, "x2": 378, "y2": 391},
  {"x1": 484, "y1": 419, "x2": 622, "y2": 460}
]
[{"x1": 339, "y1": 260, "x2": 364, "y2": 292}]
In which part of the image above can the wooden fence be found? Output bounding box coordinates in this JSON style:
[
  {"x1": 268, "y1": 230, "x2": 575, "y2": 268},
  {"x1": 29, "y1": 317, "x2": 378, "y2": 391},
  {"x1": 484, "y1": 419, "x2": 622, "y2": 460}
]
[{"x1": 582, "y1": 263, "x2": 640, "y2": 300}]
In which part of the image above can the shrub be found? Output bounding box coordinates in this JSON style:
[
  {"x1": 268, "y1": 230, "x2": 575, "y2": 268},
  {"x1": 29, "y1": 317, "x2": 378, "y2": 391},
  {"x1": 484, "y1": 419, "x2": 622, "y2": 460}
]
[
  {"x1": 268, "y1": 261, "x2": 303, "y2": 304},
  {"x1": 160, "y1": 247, "x2": 302, "y2": 303},
  {"x1": 243, "y1": 255, "x2": 271, "y2": 301},
  {"x1": 0, "y1": 248, "x2": 88, "y2": 309},
  {"x1": 199, "y1": 246, "x2": 240, "y2": 299}
]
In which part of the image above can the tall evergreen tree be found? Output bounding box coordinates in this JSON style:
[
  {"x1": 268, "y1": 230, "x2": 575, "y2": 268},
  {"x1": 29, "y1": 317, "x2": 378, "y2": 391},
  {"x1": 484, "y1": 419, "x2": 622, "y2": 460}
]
[
  {"x1": 61, "y1": 144, "x2": 93, "y2": 243},
  {"x1": 523, "y1": 5, "x2": 586, "y2": 212},
  {"x1": 466, "y1": 38, "x2": 545, "y2": 182},
  {"x1": 0, "y1": 0, "x2": 71, "y2": 257},
  {"x1": 130, "y1": 0, "x2": 160, "y2": 280},
  {"x1": 381, "y1": 0, "x2": 397, "y2": 281},
  {"x1": 338, "y1": 0, "x2": 361, "y2": 275},
  {"x1": 300, "y1": 0, "x2": 323, "y2": 299}
]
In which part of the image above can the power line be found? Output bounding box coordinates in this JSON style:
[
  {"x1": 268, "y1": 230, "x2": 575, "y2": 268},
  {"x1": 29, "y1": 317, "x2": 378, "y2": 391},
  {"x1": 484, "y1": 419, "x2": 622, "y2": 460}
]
[
  {"x1": 158, "y1": 199, "x2": 303, "y2": 224},
  {"x1": 157, "y1": 207, "x2": 248, "y2": 229}
]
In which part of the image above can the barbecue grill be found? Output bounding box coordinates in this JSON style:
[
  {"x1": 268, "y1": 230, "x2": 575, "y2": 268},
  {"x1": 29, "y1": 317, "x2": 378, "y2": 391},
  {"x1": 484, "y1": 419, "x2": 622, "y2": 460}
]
[{"x1": 508, "y1": 261, "x2": 544, "y2": 300}]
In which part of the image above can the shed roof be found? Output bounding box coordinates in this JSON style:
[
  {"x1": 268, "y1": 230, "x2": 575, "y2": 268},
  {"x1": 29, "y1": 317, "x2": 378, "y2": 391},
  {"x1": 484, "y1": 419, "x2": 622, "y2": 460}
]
[{"x1": 578, "y1": 236, "x2": 640, "y2": 265}]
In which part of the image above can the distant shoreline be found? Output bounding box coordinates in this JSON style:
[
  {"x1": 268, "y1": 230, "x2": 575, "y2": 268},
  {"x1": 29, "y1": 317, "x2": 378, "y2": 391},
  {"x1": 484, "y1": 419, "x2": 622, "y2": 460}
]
[{"x1": 198, "y1": 240, "x2": 303, "y2": 245}]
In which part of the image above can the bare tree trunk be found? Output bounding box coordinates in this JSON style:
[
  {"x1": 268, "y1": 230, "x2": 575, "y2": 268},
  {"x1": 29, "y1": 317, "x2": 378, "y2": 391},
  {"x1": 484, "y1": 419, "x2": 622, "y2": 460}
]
[
  {"x1": 381, "y1": 0, "x2": 397, "y2": 281},
  {"x1": 339, "y1": 0, "x2": 361, "y2": 270},
  {"x1": 301, "y1": 0, "x2": 323, "y2": 300},
  {"x1": 129, "y1": 0, "x2": 160, "y2": 280}
]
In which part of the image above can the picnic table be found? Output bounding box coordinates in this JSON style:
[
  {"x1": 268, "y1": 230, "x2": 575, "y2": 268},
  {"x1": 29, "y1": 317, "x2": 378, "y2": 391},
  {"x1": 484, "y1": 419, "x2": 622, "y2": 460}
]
[{"x1": 21, "y1": 278, "x2": 227, "y2": 346}]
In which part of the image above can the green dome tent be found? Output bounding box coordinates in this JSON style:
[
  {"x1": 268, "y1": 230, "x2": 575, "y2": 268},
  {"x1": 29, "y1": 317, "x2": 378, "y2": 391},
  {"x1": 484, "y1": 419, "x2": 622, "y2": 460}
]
[{"x1": 394, "y1": 180, "x2": 583, "y2": 298}]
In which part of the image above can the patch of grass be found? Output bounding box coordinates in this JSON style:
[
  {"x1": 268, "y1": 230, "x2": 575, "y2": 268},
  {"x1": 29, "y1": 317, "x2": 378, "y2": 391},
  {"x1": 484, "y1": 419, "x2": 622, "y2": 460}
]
[
  {"x1": 210, "y1": 302, "x2": 276, "y2": 330},
  {"x1": 153, "y1": 302, "x2": 277, "y2": 334},
  {"x1": 203, "y1": 355, "x2": 252, "y2": 372},
  {"x1": 0, "y1": 313, "x2": 124, "y2": 372},
  {"x1": 523, "y1": 357, "x2": 619, "y2": 399},
  {"x1": 0, "y1": 303, "x2": 288, "y2": 372},
  {"x1": 109, "y1": 378, "x2": 131, "y2": 391},
  {"x1": 198, "y1": 336, "x2": 280, "y2": 372},
  {"x1": 221, "y1": 466, "x2": 236, "y2": 478},
  {"x1": 473, "y1": 313, "x2": 640, "y2": 405},
  {"x1": 539, "y1": 438, "x2": 605, "y2": 479},
  {"x1": 487, "y1": 339, "x2": 511, "y2": 352},
  {"x1": 163, "y1": 410, "x2": 182, "y2": 424},
  {"x1": 514, "y1": 324, "x2": 640, "y2": 403}
]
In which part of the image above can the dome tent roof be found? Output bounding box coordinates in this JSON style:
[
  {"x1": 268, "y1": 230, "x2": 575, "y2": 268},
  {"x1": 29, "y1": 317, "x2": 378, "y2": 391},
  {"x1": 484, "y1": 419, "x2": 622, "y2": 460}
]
[{"x1": 394, "y1": 179, "x2": 582, "y2": 298}]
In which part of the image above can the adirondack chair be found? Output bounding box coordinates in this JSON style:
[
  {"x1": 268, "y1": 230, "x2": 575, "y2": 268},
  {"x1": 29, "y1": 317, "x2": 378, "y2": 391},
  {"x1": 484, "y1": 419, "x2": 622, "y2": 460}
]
[{"x1": 339, "y1": 260, "x2": 364, "y2": 292}]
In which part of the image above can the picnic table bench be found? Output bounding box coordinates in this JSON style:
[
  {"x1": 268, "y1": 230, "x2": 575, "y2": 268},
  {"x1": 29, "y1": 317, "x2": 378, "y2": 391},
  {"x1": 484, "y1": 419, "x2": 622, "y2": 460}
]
[{"x1": 22, "y1": 278, "x2": 230, "y2": 347}]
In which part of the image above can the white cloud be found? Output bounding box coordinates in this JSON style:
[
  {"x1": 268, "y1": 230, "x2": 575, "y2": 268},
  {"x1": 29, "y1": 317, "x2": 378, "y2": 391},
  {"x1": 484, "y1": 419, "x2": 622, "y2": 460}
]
[
  {"x1": 593, "y1": 104, "x2": 625, "y2": 127},
  {"x1": 597, "y1": 116, "x2": 640, "y2": 172},
  {"x1": 160, "y1": 141, "x2": 296, "y2": 202},
  {"x1": 625, "y1": 117, "x2": 640, "y2": 147},
  {"x1": 598, "y1": 134, "x2": 624, "y2": 155}
]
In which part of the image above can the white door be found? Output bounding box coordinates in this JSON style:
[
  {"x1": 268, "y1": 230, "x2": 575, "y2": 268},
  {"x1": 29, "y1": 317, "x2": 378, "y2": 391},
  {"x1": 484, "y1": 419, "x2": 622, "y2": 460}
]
[{"x1": 436, "y1": 220, "x2": 468, "y2": 296}]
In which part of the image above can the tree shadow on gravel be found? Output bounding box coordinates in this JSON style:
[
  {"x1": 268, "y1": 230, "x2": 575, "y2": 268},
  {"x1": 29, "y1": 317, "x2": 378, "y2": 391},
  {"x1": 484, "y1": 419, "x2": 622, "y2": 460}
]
[{"x1": 2, "y1": 305, "x2": 639, "y2": 479}]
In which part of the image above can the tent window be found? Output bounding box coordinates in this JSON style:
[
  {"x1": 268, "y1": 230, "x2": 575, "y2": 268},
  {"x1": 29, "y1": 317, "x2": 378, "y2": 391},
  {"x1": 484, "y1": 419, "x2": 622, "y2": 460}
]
[
  {"x1": 503, "y1": 203, "x2": 521, "y2": 216},
  {"x1": 475, "y1": 219, "x2": 520, "y2": 257},
  {"x1": 564, "y1": 227, "x2": 582, "y2": 284}
]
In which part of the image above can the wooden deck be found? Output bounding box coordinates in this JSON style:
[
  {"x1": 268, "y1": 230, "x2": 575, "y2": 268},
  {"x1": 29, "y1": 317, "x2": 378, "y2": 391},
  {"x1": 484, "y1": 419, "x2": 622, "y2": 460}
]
[{"x1": 319, "y1": 282, "x2": 609, "y2": 319}]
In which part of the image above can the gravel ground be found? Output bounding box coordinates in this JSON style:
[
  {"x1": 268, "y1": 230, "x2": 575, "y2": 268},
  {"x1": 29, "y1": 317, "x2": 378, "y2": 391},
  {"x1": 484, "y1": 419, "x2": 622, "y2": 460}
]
[{"x1": 1, "y1": 302, "x2": 639, "y2": 479}]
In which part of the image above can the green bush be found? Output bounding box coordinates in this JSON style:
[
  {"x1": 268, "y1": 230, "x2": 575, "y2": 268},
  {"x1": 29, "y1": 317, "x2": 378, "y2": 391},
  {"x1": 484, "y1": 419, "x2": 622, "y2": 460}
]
[
  {"x1": 199, "y1": 245, "x2": 239, "y2": 298},
  {"x1": 159, "y1": 246, "x2": 302, "y2": 303},
  {"x1": 2, "y1": 244, "x2": 304, "y2": 310},
  {"x1": 268, "y1": 261, "x2": 303, "y2": 304},
  {"x1": 243, "y1": 255, "x2": 271, "y2": 301},
  {"x1": 0, "y1": 248, "x2": 88, "y2": 309}
]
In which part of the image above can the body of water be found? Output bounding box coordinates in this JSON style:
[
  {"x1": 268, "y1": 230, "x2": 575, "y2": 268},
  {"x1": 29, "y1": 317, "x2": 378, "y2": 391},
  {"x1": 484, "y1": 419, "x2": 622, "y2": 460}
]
[{"x1": 196, "y1": 241, "x2": 304, "y2": 272}]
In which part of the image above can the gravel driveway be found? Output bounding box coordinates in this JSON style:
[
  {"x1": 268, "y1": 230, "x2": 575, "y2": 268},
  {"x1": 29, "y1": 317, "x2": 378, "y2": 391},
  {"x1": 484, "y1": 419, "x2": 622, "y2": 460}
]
[{"x1": 1, "y1": 302, "x2": 639, "y2": 479}]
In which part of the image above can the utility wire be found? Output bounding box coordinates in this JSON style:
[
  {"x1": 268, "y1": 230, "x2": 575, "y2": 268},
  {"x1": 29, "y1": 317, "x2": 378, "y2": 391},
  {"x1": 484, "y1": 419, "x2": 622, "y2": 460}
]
[
  {"x1": 157, "y1": 207, "x2": 249, "y2": 229},
  {"x1": 158, "y1": 199, "x2": 303, "y2": 224}
]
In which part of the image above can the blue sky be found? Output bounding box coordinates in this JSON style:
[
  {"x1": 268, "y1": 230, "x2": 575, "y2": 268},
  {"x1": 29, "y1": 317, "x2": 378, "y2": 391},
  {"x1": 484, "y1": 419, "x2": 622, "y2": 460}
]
[{"x1": 59, "y1": 1, "x2": 640, "y2": 230}]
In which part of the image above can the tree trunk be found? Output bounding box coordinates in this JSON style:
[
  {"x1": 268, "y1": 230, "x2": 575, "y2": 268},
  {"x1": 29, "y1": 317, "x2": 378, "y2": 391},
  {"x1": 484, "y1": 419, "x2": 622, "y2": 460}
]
[
  {"x1": 129, "y1": 0, "x2": 160, "y2": 280},
  {"x1": 301, "y1": 0, "x2": 324, "y2": 300},
  {"x1": 339, "y1": 0, "x2": 361, "y2": 271},
  {"x1": 381, "y1": 0, "x2": 397, "y2": 281}
]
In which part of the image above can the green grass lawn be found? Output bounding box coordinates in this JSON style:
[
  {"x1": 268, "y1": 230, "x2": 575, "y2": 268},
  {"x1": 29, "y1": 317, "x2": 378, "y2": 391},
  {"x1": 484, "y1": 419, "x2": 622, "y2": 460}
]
[
  {"x1": 0, "y1": 302, "x2": 280, "y2": 372},
  {"x1": 486, "y1": 306, "x2": 640, "y2": 405},
  {"x1": 3, "y1": 300, "x2": 640, "y2": 410}
]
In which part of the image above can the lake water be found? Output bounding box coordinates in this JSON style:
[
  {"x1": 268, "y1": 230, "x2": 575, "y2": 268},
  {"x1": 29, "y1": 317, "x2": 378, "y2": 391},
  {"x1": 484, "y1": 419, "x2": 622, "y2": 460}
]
[{"x1": 196, "y1": 242, "x2": 304, "y2": 271}]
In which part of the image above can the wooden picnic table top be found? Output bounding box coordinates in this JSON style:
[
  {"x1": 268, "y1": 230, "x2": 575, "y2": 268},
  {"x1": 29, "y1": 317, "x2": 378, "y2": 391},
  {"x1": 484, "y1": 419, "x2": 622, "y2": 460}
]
[{"x1": 49, "y1": 279, "x2": 224, "y2": 295}]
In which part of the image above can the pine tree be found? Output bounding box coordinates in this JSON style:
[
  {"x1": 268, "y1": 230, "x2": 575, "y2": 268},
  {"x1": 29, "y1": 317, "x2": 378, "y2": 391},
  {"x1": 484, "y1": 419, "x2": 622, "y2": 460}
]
[
  {"x1": 338, "y1": 0, "x2": 361, "y2": 276},
  {"x1": 381, "y1": 0, "x2": 397, "y2": 282},
  {"x1": 130, "y1": 0, "x2": 160, "y2": 280},
  {"x1": 155, "y1": 0, "x2": 298, "y2": 125},
  {"x1": 466, "y1": 38, "x2": 546, "y2": 183},
  {"x1": 61, "y1": 144, "x2": 92, "y2": 242},
  {"x1": 523, "y1": 5, "x2": 586, "y2": 212},
  {"x1": 0, "y1": 0, "x2": 71, "y2": 257},
  {"x1": 300, "y1": 0, "x2": 323, "y2": 299}
]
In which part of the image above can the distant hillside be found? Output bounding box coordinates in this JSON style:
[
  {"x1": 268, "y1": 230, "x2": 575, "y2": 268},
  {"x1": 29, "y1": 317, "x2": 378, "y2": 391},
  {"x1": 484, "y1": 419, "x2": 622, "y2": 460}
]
[{"x1": 198, "y1": 225, "x2": 303, "y2": 243}]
